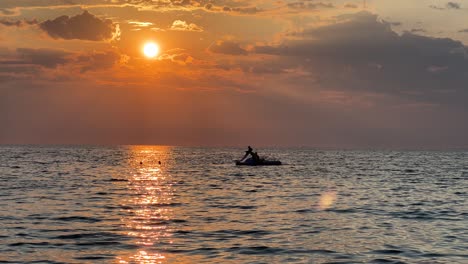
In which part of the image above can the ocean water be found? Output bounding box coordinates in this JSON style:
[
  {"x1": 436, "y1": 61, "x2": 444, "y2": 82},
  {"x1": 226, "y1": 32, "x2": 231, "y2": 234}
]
[{"x1": 0, "y1": 146, "x2": 467, "y2": 264}]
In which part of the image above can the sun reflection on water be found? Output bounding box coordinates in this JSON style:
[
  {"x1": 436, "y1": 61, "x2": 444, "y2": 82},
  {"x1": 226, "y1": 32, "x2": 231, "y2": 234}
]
[{"x1": 116, "y1": 146, "x2": 174, "y2": 264}]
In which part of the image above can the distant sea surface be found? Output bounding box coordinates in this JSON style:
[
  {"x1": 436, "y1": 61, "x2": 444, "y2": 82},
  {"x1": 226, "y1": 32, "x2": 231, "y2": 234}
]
[{"x1": 0, "y1": 146, "x2": 467, "y2": 264}]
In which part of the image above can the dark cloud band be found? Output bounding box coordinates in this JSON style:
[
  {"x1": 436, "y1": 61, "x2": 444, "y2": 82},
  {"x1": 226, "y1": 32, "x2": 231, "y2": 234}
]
[
  {"x1": 253, "y1": 12, "x2": 468, "y2": 106},
  {"x1": 39, "y1": 11, "x2": 119, "y2": 41}
]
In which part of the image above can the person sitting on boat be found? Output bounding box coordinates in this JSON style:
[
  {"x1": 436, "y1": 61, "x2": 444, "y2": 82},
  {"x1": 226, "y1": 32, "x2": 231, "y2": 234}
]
[
  {"x1": 252, "y1": 152, "x2": 261, "y2": 163},
  {"x1": 241, "y1": 146, "x2": 253, "y2": 161}
]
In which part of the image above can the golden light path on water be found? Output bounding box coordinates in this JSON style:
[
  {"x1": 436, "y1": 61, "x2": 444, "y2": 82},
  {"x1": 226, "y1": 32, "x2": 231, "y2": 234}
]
[
  {"x1": 116, "y1": 146, "x2": 174, "y2": 264},
  {"x1": 112, "y1": 146, "x2": 342, "y2": 263}
]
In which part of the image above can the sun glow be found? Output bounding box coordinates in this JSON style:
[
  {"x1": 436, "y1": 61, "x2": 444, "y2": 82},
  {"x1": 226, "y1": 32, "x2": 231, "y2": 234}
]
[{"x1": 143, "y1": 42, "x2": 159, "y2": 58}]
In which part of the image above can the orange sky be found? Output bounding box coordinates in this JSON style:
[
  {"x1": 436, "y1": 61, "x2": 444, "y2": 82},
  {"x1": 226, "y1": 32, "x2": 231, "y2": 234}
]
[{"x1": 1, "y1": 1, "x2": 468, "y2": 148}]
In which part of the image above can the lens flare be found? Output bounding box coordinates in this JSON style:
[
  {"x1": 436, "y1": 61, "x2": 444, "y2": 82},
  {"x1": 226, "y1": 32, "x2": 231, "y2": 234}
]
[{"x1": 318, "y1": 191, "x2": 337, "y2": 210}]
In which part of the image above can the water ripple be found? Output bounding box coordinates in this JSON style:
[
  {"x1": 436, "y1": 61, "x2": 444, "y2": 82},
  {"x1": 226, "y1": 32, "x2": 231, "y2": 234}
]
[{"x1": 0, "y1": 146, "x2": 467, "y2": 263}]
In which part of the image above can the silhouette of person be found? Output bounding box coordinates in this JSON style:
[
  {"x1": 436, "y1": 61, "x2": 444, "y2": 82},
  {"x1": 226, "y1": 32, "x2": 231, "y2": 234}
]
[{"x1": 241, "y1": 146, "x2": 253, "y2": 161}]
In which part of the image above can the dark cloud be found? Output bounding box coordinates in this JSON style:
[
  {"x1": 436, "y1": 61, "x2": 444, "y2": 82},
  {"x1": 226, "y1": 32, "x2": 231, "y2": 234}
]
[
  {"x1": 0, "y1": 48, "x2": 120, "y2": 73},
  {"x1": 382, "y1": 20, "x2": 402, "y2": 27},
  {"x1": 209, "y1": 41, "x2": 248, "y2": 55},
  {"x1": 0, "y1": 19, "x2": 38, "y2": 27},
  {"x1": 39, "y1": 11, "x2": 119, "y2": 41},
  {"x1": 430, "y1": 2, "x2": 462, "y2": 10},
  {"x1": 253, "y1": 12, "x2": 468, "y2": 106},
  {"x1": 0, "y1": 59, "x2": 41, "y2": 83},
  {"x1": 0, "y1": 8, "x2": 17, "y2": 15},
  {"x1": 287, "y1": 1, "x2": 334, "y2": 10},
  {"x1": 222, "y1": 6, "x2": 261, "y2": 14},
  {"x1": 446, "y1": 2, "x2": 461, "y2": 9},
  {"x1": 16, "y1": 48, "x2": 72, "y2": 68},
  {"x1": 240, "y1": 61, "x2": 287, "y2": 74},
  {"x1": 77, "y1": 51, "x2": 121, "y2": 72},
  {"x1": 410, "y1": 28, "x2": 426, "y2": 33},
  {"x1": 231, "y1": 6, "x2": 260, "y2": 14}
]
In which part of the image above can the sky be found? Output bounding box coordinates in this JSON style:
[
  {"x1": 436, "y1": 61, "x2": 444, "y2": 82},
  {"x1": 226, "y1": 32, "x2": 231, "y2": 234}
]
[{"x1": 1, "y1": 0, "x2": 468, "y2": 148}]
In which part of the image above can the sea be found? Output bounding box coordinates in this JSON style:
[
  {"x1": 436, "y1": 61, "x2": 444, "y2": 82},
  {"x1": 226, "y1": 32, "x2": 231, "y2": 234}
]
[{"x1": 0, "y1": 145, "x2": 466, "y2": 264}]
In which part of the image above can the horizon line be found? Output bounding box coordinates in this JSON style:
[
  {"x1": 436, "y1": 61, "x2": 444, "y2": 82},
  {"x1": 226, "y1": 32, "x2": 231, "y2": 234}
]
[{"x1": 1, "y1": 143, "x2": 468, "y2": 152}]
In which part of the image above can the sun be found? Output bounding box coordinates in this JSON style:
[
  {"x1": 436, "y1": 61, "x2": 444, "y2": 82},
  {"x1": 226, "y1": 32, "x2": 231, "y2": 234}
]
[{"x1": 143, "y1": 42, "x2": 159, "y2": 58}]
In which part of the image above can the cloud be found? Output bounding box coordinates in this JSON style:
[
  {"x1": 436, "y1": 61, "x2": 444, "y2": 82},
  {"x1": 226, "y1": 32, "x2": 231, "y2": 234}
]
[
  {"x1": 446, "y1": 2, "x2": 461, "y2": 9},
  {"x1": 344, "y1": 3, "x2": 359, "y2": 9},
  {"x1": 429, "y1": 5, "x2": 445, "y2": 10},
  {"x1": 459, "y1": 28, "x2": 468, "y2": 33},
  {"x1": 0, "y1": 48, "x2": 121, "y2": 75},
  {"x1": 77, "y1": 51, "x2": 121, "y2": 72},
  {"x1": 122, "y1": 0, "x2": 258, "y2": 13},
  {"x1": 222, "y1": 5, "x2": 261, "y2": 14},
  {"x1": 410, "y1": 28, "x2": 426, "y2": 33},
  {"x1": 159, "y1": 51, "x2": 194, "y2": 65},
  {"x1": 287, "y1": 1, "x2": 335, "y2": 10},
  {"x1": 0, "y1": 8, "x2": 18, "y2": 16},
  {"x1": 128, "y1": 21, "x2": 153, "y2": 27},
  {"x1": 427, "y1": 65, "x2": 449, "y2": 73},
  {"x1": 39, "y1": 10, "x2": 120, "y2": 41},
  {"x1": 231, "y1": 7, "x2": 261, "y2": 14},
  {"x1": 388, "y1": 21, "x2": 402, "y2": 27},
  {"x1": 0, "y1": 19, "x2": 37, "y2": 27},
  {"x1": 16, "y1": 48, "x2": 72, "y2": 68},
  {"x1": 209, "y1": 40, "x2": 248, "y2": 55},
  {"x1": 430, "y1": 2, "x2": 462, "y2": 10},
  {"x1": 0, "y1": 50, "x2": 42, "y2": 82},
  {"x1": 170, "y1": 20, "x2": 203, "y2": 32},
  {"x1": 253, "y1": 12, "x2": 468, "y2": 106},
  {"x1": 170, "y1": 0, "x2": 192, "y2": 5}
]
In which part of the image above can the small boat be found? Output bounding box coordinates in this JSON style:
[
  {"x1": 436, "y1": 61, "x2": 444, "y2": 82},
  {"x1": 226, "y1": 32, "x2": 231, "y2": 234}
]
[{"x1": 235, "y1": 158, "x2": 282, "y2": 166}]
